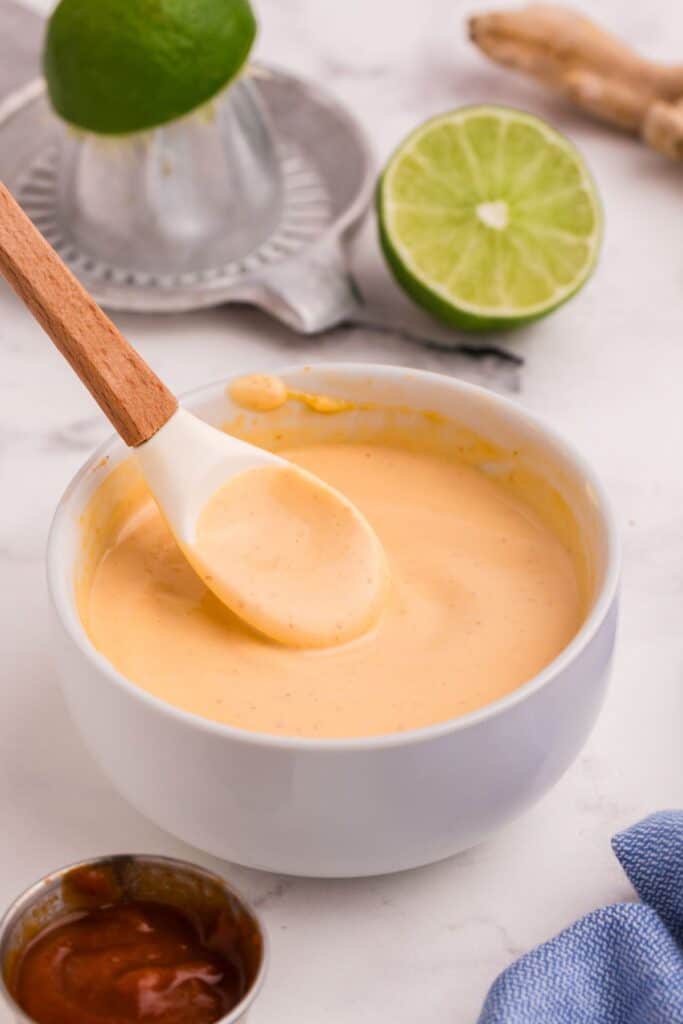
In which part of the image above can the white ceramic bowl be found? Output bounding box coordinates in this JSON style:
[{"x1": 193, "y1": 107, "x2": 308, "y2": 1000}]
[{"x1": 47, "y1": 364, "x2": 619, "y2": 878}]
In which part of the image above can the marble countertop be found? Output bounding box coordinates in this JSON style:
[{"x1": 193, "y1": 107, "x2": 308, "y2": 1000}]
[{"x1": 2, "y1": 0, "x2": 683, "y2": 1019}]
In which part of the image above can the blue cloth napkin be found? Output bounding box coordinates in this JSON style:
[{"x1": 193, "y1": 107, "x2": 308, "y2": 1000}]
[{"x1": 478, "y1": 812, "x2": 683, "y2": 1024}]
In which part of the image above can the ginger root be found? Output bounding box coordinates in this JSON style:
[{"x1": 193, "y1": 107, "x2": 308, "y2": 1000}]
[{"x1": 469, "y1": 4, "x2": 683, "y2": 160}]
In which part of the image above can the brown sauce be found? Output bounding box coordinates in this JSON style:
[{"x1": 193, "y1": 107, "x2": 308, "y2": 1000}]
[{"x1": 9, "y1": 868, "x2": 245, "y2": 1024}]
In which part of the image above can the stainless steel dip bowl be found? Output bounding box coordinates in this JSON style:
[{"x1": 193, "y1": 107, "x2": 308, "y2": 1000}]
[{"x1": 0, "y1": 854, "x2": 268, "y2": 1024}]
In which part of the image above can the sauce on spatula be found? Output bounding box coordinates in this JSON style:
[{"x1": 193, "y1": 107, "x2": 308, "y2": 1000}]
[{"x1": 195, "y1": 461, "x2": 388, "y2": 648}]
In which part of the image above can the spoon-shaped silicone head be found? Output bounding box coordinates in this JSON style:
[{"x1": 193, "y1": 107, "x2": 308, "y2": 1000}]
[{"x1": 137, "y1": 409, "x2": 388, "y2": 647}]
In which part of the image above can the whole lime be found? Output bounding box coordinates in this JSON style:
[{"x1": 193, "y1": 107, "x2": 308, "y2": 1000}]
[{"x1": 43, "y1": 0, "x2": 257, "y2": 135}]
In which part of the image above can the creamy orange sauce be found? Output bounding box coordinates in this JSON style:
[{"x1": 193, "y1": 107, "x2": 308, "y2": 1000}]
[
  {"x1": 228, "y1": 374, "x2": 288, "y2": 412},
  {"x1": 195, "y1": 464, "x2": 388, "y2": 648},
  {"x1": 79, "y1": 441, "x2": 583, "y2": 739}
]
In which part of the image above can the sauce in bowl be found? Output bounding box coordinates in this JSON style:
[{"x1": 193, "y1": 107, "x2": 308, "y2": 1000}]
[{"x1": 80, "y1": 439, "x2": 584, "y2": 738}]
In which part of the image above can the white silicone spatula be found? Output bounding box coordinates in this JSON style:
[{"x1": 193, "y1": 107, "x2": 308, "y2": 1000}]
[{"x1": 0, "y1": 182, "x2": 387, "y2": 647}]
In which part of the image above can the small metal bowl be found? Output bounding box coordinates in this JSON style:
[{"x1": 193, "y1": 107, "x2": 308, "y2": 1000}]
[{"x1": 0, "y1": 854, "x2": 268, "y2": 1024}]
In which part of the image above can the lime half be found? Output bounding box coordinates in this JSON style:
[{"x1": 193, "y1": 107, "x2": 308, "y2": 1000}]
[
  {"x1": 44, "y1": 0, "x2": 257, "y2": 135},
  {"x1": 378, "y1": 106, "x2": 602, "y2": 332}
]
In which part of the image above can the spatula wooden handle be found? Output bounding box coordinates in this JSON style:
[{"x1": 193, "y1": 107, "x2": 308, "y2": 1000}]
[{"x1": 0, "y1": 182, "x2": 177, "y2": 446}]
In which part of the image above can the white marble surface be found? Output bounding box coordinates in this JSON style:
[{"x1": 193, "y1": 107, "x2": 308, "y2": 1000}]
[{"x1": 2, "y1": 0, "x2": 683, "y2": 1020}]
